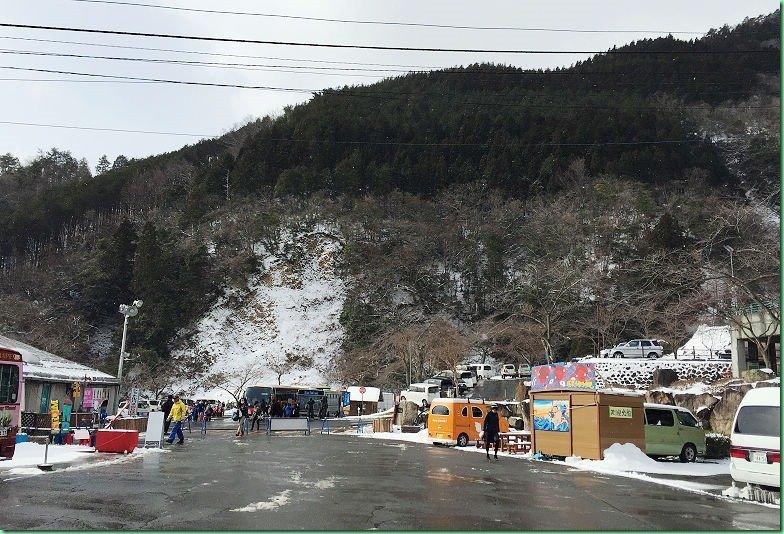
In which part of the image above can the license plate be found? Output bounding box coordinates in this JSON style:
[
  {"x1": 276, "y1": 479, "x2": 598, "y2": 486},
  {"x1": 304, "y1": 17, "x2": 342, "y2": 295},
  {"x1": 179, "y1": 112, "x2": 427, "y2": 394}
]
[
  {"x1": 0, "y1": 428, "x2": 7, "y2": 437},
  {"x1": 750, "y1": 451, "x2": 768, "y2": 463}
]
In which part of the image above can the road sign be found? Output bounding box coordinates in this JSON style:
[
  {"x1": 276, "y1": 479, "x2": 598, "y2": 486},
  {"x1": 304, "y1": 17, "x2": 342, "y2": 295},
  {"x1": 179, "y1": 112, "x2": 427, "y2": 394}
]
[{"x1": 359, "y1": 387, "x2": 366, "y2": 394}]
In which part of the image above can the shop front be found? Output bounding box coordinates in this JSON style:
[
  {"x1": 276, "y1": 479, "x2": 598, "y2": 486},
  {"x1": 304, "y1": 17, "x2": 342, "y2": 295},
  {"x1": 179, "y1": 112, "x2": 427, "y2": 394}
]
[{"x1": 529, "y1": 361, "x2": 645, "y2": 460}]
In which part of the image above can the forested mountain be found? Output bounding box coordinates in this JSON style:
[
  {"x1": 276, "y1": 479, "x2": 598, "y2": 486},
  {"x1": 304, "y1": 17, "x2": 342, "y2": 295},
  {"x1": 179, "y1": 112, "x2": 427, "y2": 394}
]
[{"x1": 0, "y1": 12, "x2": 779, "y2": 391}]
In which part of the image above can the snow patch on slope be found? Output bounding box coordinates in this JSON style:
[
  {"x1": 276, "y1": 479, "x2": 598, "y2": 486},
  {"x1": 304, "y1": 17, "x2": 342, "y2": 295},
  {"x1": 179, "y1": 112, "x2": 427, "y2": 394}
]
[{"x1": 173, "y1": 230, "x2": 345, "y2": 400}]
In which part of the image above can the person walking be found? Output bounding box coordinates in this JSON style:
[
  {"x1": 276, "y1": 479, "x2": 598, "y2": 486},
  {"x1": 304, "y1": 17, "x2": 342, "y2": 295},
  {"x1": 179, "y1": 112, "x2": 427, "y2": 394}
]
[
  {"x1": 250, "y1": 401, "x2": 262, "y2": 432},
  {"x1": 482, "y1": 404, "x2": 501, "y2": 461},
  {"x1": 306, "y1": 397, "x2": 315, "y2": 419},
  {"x1": 236, "y1": 398, "x2": 249, "y2": 436},
  {"x1": 165, "y1": 394, "x2": 187, "y2": 445},
  {"x1": 161, "y1": 394, "x2": 174, "y2": 434}
]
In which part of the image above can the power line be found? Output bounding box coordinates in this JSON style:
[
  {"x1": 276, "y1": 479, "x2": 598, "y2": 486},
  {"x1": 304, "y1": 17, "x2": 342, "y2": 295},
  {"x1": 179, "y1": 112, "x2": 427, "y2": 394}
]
[
  {"x1": 0, "y1": 120, "x2": 715, "y2": 147},
  {"x1": 1, "y1": 65, "x2": 776, "y2": 108},
  {"x1": 68, "y1": 0, "x2": 708, "y2": 35},
  {"x1": 0, "y1": 120, "x2": 210, "y2": 137},
  {"x1": 0, "y1": 36, "x2": 439, "y2": 70},
  {"x1": 4, "y1": 49, "x2": 775, "y2": 83},
  {"x1": 2, "y1": 23, "x2": 774, "y2": 54}
]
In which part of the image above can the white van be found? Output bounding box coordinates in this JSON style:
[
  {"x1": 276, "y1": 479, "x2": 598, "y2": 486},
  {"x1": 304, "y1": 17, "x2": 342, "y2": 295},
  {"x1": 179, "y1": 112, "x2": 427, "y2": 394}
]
[
  {"x1": 730, "y1": 387, "x2": 780, "y2": 490},
  {"x1": 466, "y1": 364, "x2": 494, "y2": 380}
]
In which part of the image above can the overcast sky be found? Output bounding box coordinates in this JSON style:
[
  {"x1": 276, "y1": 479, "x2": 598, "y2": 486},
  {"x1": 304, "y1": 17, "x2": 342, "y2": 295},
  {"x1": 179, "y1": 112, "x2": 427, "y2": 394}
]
[{"x1": 1, "y1": 0, "x2": 777, "y2": 170}]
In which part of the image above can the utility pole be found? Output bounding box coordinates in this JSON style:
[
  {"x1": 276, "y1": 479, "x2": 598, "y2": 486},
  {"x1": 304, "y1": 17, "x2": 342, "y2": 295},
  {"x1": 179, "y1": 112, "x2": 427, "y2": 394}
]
[{"x1": 225, "y1": 170, "x2": 230, "y2": 201}]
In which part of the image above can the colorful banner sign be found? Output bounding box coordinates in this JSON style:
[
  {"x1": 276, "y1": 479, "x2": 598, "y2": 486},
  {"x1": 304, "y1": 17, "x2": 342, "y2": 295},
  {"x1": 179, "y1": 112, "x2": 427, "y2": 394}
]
[
  {"x1": 533, "y1": 399, "x2": 570, "y2": 432},
  {"x1": 83, "y1": 387, "x2": 94, "y2": 409},
  {"x1": 50, "y1": 399, "x2": 60, "y2": 431},
  {"x1": 61, "y1": 402, "x2": 72, "y2": 432},
  {"x1": 530, "y1": 362, "x2": 597, "y2": 391}
]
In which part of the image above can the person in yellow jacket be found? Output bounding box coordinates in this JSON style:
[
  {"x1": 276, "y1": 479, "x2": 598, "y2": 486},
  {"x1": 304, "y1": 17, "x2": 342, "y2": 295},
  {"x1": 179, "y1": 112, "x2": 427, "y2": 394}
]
[{"x1": 165, "y1": 394, "x2": 188, "y2": 445}]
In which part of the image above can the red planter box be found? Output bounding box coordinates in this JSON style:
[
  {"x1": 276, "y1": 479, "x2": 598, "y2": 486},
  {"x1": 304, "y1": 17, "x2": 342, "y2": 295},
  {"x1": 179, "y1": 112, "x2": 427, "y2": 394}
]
[{"x1": 95, "y1": 429, "x2": 138, "y2": 453}]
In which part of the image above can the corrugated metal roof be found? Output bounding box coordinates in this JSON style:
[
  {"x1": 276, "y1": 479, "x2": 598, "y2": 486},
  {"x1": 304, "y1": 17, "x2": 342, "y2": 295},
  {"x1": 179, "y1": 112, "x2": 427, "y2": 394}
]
[{"x1": 0, "y1": 333, "x2": 117, "y2": 383}]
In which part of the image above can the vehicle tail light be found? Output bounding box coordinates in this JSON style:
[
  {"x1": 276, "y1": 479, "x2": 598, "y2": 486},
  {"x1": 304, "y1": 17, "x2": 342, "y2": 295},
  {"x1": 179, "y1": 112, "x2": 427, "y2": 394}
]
[
  {"x1": 768, "y1": 451, "x2": 780, "y2": 463},
  {"x1": 730, "y1": 446, "x2": 748, "y2": 460}
]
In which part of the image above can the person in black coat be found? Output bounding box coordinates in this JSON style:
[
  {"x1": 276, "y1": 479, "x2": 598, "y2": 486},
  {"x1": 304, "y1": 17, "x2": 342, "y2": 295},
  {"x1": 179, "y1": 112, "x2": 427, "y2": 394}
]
[
  {"x1": 161, "y1": 395, "x2": 174, "y2": 434},
  {"x1": 482, "y1": 405, "x2": 501, "y2": 460}
]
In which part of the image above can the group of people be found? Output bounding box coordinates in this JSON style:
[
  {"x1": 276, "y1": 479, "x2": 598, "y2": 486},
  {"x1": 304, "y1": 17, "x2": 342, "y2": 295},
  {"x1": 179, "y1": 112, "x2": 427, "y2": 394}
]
[
  {"x1": 160, "y1": 395, "x2": 226, "y2": 444},
  {"x1": 232, "y1": 395, "x2": 331, "y2": 436}
]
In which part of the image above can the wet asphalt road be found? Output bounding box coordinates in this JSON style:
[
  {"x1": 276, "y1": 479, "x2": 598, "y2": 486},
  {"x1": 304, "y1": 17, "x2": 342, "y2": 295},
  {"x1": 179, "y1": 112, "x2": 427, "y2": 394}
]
[{"x1": 0, "y1": 419, "x2": 779, "y2": 531}]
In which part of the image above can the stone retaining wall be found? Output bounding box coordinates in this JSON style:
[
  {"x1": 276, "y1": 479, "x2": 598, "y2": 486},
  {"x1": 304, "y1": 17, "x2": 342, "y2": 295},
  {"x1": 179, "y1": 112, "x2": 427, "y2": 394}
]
[{"x1": 592, "y1": 359, "x2": 733, "y2": 390}]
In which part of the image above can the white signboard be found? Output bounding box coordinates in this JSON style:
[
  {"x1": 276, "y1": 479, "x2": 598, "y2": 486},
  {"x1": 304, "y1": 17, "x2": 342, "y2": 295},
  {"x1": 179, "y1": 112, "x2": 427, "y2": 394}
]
[
  {"x1": 144, "y1": 411, "x2": 166, "y2": 448},
  {"x1": 129, "y1": 387, "x2": 140, "y2": 416}
]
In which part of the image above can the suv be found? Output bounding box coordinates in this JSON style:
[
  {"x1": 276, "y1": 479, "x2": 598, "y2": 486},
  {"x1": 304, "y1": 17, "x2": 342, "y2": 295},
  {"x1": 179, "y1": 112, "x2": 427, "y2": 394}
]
[
  {"x1": 501, "y1": 364, "x2": 518, "y2": 378},
  {"x1": 600, "y1": 339, "x2": 664, "y2": 359}
]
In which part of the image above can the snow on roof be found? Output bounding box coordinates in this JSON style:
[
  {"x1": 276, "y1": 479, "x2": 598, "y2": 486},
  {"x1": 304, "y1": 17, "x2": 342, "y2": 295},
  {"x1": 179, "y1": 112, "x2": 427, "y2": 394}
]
[
  {"x1": 0, "y1": 334, "x2": 116, "y2": 383},
  {"x1": 347, "y1": 386, "x2": 380, "y2": 402}
]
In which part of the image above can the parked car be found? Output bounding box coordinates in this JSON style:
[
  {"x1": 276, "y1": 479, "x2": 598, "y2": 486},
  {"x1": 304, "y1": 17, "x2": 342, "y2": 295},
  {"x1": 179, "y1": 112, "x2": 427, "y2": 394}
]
[
  {"x1": 399, "y1": 383, "x2": 441, "y2": 406},
  {"x1": 600, "y1": 339, "x2": 664, "y2": 359},
  {"x1": 428, "y1": 398, "x2": 509, "y2": 447},
  {"x1": 730, "y1": 387, "x2": 780, "y2": 490},
  {"x1": 643, "y1": 403, "x2": 706, "y2": 462},
  {"x1": 457, "y1": 370, "x2": 477, "y2": 389},
  {"x1": 518, "y1": 364, "x2": 532, "y2": 377},
  {"x1": 466, "y1": 363, "x2": 494, "y2": 380},
  {"x1": 426, "y1": 376, "x2": 467, "y2": 396},
  {"x1": 501, "y1": 364, "x2": 518, "y2": 378}
]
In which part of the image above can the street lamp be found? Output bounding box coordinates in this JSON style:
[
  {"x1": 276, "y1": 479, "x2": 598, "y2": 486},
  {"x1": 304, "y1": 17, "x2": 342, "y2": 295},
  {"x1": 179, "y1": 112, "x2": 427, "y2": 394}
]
[{"x1": 117, "y1": 300, "x2": 143, "y2": 396}]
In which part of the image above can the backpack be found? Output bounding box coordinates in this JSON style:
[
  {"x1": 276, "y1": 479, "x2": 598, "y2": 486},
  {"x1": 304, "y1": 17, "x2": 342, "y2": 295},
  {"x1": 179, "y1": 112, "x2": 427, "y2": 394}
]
[{"x1": 231, "y1": 409, "x2": 240, "y2": 421}]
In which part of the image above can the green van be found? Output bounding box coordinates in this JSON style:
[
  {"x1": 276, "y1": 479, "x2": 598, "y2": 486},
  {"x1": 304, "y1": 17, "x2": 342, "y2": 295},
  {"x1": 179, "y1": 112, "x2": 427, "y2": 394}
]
[{"x1": 644, "y1": 403, "x2": 706, "y2": 462}]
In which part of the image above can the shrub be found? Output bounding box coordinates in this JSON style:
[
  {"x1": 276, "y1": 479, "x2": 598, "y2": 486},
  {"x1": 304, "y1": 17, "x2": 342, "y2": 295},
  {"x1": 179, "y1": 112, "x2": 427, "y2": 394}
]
[{"x1": 705, "y1": 433, "x2": 730, "y2": 459}]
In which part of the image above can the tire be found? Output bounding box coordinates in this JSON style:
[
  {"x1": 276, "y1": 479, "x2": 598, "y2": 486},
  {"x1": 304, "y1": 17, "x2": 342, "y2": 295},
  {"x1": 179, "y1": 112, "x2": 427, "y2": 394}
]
[
  {"x1": 647, "y1": 352, "x2": 659, "y2": 359},
  {"x1": 680, "y1": 443, "x2": 697, "y2": 463},
  {"x1": 613, "y1": 351, "x2": 624, "y2": 358},
  {"x1": 456, "y1": 433, "x2": 469, "y2": 447}
]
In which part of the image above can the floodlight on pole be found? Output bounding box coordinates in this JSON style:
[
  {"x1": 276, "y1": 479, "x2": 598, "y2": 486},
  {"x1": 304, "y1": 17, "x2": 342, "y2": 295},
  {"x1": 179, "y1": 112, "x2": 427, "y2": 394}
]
[{"x1": 117, "y1": 300, "x2": 143, "y2": 396}]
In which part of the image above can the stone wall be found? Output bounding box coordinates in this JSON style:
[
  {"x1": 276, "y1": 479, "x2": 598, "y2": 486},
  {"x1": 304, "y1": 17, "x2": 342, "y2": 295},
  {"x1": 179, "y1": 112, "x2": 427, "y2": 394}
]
[{"x1": 593, "y1": 359, "x2": 733, "y2": 390}]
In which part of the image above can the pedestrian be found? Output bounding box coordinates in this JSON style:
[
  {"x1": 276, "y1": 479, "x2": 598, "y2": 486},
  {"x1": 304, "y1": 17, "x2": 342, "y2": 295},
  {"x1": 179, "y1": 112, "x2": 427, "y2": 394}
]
[
  {"x1": 165, "y1": 394, "x2": 187, "y2": 445},
  {"x1": 260, "y1": 398, "x2": 268, "y2": 418},
  {"x1": 236, "y1": 398, "x2": 249, "y2": 436},
  {"x1": 161, "y1": 394, "x2": 174, "y2": 434},
  {"x1": 306, "y1": 397, "x2": 315, "y2": 419},
  {"x1": 482, "y1": 404, "x2": 501, "y2": 461},
  {"x1": 293, "y1": 400, "x2": 301, "y2": 418},
  {"x1": 199, "y1": 400, "x2": 208, "y2": 434},
  {"x1": 250, "y1": 401, "x2": 262, "y2": 432},
  {"x1": 282, "y1": 400, "x2": 294, "y2": 418}
]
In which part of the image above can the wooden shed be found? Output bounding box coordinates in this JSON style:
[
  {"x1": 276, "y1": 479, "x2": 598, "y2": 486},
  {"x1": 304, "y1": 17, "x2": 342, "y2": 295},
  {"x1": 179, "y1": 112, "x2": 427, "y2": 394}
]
[{"x1": 529, "y1": 389, "x2": 645, "y2": 460}]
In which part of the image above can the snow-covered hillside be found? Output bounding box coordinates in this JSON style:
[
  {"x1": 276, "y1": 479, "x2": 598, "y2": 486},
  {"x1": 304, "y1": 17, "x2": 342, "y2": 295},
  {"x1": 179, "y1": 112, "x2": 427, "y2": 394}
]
[{"x1": 173, "y1": 230, "x2": 345, "y2": 401}]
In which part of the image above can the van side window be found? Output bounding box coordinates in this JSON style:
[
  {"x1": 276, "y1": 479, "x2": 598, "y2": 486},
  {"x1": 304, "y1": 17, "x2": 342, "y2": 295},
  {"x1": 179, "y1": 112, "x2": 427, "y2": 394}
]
[
  {"x1": 462, "y1": 407, "x2": 468, "y2": 417},
  {"x1": 432, "y1": 405, "x2": 449, "y2": 416},
  {"x1": 675, "y1": 410, "x2": 699, "y2": 428},
  {"x1": 734, "y1": 406, "x2": 780, "y2": 437},
  {"x1": 645, "y1": 408, "x2": 674, "y2": 426},
  {"x1": 472, "y1": 407, "x2": 483, "y2": 418}
]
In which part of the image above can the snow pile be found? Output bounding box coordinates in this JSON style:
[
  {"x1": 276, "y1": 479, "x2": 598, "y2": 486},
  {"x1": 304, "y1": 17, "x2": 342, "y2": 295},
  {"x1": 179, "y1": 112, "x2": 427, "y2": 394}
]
[
  {"x1": 564, "y1": 442, "x2": 730, "y2": 477},
  {"x1": 173, "y1": 231, "x2": 345, "y2": 400},
  {"x1": 1, "y1": 442, "x2": 158, "y2": 477},
  {"x1": 671, "y1": 324, "x2": 730, "y2": 359},
  {"x1": 723, "y1": 483, "x2": 781, "y2": 506}
]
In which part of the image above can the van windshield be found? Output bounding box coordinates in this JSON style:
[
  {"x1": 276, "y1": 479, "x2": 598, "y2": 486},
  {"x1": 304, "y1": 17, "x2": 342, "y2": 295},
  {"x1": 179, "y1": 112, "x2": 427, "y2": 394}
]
[{"x1": 734, "y1": 406, "x2": 780, "y2": 436}]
